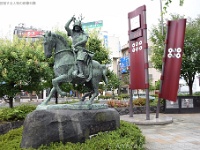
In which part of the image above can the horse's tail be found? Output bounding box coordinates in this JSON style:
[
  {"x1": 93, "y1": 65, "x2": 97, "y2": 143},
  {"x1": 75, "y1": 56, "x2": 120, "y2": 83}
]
[{"x1": 101, "y1": 64, "x2": 108, "y2": 85}]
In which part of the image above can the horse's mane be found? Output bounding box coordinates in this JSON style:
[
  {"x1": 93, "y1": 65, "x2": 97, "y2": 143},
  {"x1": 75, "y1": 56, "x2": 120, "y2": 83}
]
[{"x1": 54, "y1": 33, "x2": 68, "y2": 47}]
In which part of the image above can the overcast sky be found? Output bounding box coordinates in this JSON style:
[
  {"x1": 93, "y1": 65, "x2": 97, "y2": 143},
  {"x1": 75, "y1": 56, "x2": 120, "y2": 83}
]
[{"x1": 0, "y1": 0, "x2": 200, "y2": 44}]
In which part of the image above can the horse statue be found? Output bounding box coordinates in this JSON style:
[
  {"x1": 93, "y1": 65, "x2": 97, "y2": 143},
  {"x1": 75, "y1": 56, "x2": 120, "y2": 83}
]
[{"x1": 40, "y1": 31, "x2": 108, "y2": 105}]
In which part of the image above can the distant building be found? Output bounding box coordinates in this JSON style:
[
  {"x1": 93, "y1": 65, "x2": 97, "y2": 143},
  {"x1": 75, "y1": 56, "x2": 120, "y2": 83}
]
[
  {"x1": 13, "y1": 23, "x2": 44, "y2": 41},
  {"x1": 107, "y1": 35, "x2": 120, "y2": 74}
]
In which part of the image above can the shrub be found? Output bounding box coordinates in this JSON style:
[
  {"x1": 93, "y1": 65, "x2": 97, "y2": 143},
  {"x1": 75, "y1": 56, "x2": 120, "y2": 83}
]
[
  {"x1": 98, "y1": 95, "x2": 112, "y2": 100},
  {"x1": 193, "y1": 92, "x2": 200, "y2": 96},
  {"x1": 118, "y1": 94, "x2": 130, "y2": 100},
  {"x1": 0, "y1": 127, "x2": 23, "y2": 150},
  {"x1": 133, "y1": 98, "x2": 146, "y2": 106},
  {"x1": 0, "y1": 104, "x2": 36, "y2": 122},
  {"x1": 0, "y1": 121, "x2": 145, "y2": 150},
  {"x1": 107, "y1": 100, "x2": 129, "y2": 108}
]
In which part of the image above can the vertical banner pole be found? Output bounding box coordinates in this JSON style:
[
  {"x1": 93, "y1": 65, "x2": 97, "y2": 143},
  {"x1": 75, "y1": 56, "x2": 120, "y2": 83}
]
[
  {"x1": 129, "y1": 89, "x2": 133, "y2": 117},
  {"x1": 143, "y1": 10, "x2": 150, "y2": 120},
  {"x1": 156, "y1": 23, "x2": 169, "y2": 118}
]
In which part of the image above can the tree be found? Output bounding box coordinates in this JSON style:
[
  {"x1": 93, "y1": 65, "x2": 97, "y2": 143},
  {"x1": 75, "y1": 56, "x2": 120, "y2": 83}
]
[
  {"x1": 0, "y1": 37, "x2": 52, "y2": 107},
  {"x1": 20, "y1": 39, "x2": 53, "y2": 99},
  {"x1": 150, "y1": 15, "x2": 200, "y2": 95},
  {"x1": 86, "y1": 29, "x2": 111, "y2": 64},
  {"x1": 107, "y1": 70, "x2": 121, "y2": 98},
  {"x1": 181, "y1": 16, "x2": 200, "y2": 95}
]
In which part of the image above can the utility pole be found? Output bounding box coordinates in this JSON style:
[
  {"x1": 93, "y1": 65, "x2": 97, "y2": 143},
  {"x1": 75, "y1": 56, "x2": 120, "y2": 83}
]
[
  {"x1": 160, "y1": 0, "x2": 164, "y2": 36},
  {"x1": 156, "y1": 0, "x2": 164, "y2": 118}
]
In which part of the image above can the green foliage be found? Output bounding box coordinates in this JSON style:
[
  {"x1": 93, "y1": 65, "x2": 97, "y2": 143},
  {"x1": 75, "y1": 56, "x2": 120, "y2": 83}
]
[
  {"x1": 0, "y1": 121, "x2": 145, "y2": 150},
  {"x1": 180, "y1": 16, "x2": 200, "y2": 95},
  {"x1": 149, "y1": 79, "x2": 155, "y2": 91},
  {"x1": 106, "y1": 70, "x2": 121, "y2": 98},
  {"x1": 0, "y1": 127, "x2": 23, "y2": 150},
  {"x1": 193, "y1": 92, "x2": 200, "y2": 96},
  {"x1": 118, "y1": 94, "x2": 130, "y2": 100},
  {"x1": 149, "y1": 98, "x2": 162, "y2": 106},
  {"x1": 155, "y1": 80, "x2": 161, "y2": 90},
  {"x1": 133, "y1": 98, "x2": 146, "y2": 106},
  {"x1": 0, "y1": 37, "x2": 53, "y2": 106},
  {"x1": 177, "y1": 93, "x2": 189, "y2": 96},
  {"x1": 87, "y1": 29, "x2": 111, "y2": 64},
  {"x1": 120, "y1": 73, "x2": 129, "y2": 85},
  {"x1": 98, "y1": 95, "x2": 112, "y2": 100},
  {"x1": 0, "y1": 104, "x2": 36, "y2": 121}
]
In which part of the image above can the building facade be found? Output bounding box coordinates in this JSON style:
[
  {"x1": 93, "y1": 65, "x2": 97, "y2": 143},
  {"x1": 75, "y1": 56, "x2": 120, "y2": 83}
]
[{"x1": 13, "y1": 23, "x2": 44, "y2": 41}]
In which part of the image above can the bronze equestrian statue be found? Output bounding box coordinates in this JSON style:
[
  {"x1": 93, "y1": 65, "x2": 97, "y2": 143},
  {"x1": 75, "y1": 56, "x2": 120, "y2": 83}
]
[{"x1": 40, "y1": 30, "x2": 108, "y2": 105}]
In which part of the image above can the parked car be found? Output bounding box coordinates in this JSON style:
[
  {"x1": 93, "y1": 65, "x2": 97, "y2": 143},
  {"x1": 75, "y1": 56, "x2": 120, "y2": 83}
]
[{"x1": 132, "y1": 93, "x2": 155, "y2": 100}]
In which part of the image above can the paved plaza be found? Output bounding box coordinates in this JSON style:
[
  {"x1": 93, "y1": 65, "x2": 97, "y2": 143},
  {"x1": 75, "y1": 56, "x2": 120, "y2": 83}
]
[{"x1": 121, "y1": 113, "x2": 200, "y2": 150}]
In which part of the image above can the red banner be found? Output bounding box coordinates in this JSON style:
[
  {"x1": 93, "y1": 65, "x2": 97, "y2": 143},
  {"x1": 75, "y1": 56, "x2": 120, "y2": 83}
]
[
  {"x1": 159, "y1": 19, "x2": 186, "y2": 102},
  {"x1": 128, "y1": 5, "x2": 148, "y2": 89}
]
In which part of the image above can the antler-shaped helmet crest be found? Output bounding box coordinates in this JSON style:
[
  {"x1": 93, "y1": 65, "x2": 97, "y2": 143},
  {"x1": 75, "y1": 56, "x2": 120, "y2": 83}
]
[{"x1": 73, "y1": 14, "x2": 85, "y2": 31}]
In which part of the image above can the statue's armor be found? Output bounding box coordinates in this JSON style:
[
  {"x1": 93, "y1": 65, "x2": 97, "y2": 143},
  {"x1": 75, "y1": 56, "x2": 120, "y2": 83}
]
[{"x1": 72, "y1": 32, "x2": 88, "y2": 61}]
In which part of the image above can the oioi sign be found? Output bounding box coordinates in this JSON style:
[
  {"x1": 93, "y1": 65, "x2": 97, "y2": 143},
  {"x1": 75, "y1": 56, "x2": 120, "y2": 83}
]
[
  {"x1": 128, "y1": 5, "x2": 148, "y2": 90},
  {"x1": 167, "y1": 47, "x2": 182, "y2": 58},
  {"x1": 159, "y1": 19, "x2": 186, "y2": 102}
]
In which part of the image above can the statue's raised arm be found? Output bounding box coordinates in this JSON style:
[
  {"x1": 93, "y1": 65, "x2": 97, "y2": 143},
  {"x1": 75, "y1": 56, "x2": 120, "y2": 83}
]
[{"x1": 65, "y1": 15, "x2": 75, "y2": 36}]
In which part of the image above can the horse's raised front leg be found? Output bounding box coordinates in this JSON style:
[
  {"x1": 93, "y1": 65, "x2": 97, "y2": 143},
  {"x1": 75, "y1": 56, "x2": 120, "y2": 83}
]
[
  {"x1": 52, "y1": 74, "x2": 69, "y2": 96},
  {"x1": 40, "y1": 87, "x2": 56, "y2": 105}
]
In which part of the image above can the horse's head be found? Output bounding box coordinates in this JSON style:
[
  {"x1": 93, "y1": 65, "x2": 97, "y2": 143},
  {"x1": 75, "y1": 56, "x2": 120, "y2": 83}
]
[
  {"x1": 43, "y1": 31, "x2": 56, "y2": 58},
  {"x1": 43, "y1": 31, "x2": 70, "y2": 58}
]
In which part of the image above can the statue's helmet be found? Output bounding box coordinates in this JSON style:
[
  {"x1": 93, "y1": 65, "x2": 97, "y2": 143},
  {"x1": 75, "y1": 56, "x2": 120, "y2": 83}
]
[{"x1": 73, "y1": 21, "x2": 82, "y2": 31}]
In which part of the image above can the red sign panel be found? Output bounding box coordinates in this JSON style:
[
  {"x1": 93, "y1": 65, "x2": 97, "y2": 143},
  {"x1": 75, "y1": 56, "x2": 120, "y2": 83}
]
[
  {"x1": 129, "y1": 38, "x2": 146, "y2": 89},
  {"x1": 128, "y1": 5, "x2": 148, "y2": 89},
  {"x1": 23, "y1": 30, "x2": 44, "y2": 38},
  {"x1": 159, "y1": 19, "x2": 187, "y2": 102}
]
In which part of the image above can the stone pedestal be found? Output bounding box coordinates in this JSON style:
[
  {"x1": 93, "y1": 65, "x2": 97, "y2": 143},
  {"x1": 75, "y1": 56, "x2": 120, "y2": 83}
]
[{"x1": 20, "y1": 108, "x2": 120, "y2": 149}]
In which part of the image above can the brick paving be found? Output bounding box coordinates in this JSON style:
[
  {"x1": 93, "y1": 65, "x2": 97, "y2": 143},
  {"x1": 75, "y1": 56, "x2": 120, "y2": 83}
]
[{"x1": 121, "y1": 113, "x2": 200, "y2": 150}]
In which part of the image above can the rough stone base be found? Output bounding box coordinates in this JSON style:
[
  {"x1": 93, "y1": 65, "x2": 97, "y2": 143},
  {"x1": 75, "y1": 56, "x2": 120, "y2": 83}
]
[{"x1": 20, "y1": 108, "x2": 120, "y2": 149}]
